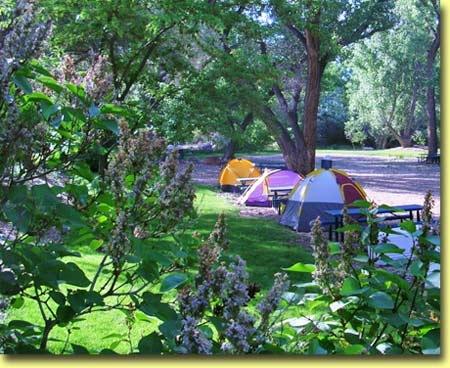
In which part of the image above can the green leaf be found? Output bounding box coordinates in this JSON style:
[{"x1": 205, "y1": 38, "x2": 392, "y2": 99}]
[
  {"x1": 421, "y1": 328, "x2": 440, "y2": 355},
  {"x1": 88, "y1": 104, "x2": 101, "y2": 118},
  {"x1": 374, "y1": 269, "x2": 409, "y2": 290},
  {"x1": 139, "y1": 292, "x2": 177, "y2": 321},
  {"x1": 410, "y1": 259, "x2": 425, "y2": 278},
  {"x1": 42, "y1": 103, "x2": 60, "y2": 120},
  {"x1": 89, "y1": 239, "x2": 104, "y2": 251},
  {"x1": 25, "y1": 91, "x2": 53, "y2": 104},
  {"x1": 11, "y1": 297, "x2": 25, "y2": 309},
  {"x1": 368, "y1": 291, "x2": 394, "y2": 309},
  {"x1": 49, "y1": 291, "x2": 66, "y2": 305},
  {"x1": 137, "y1": 260, "x2": 159, "y2": 282},
  {"x1": 29, "y1": 61, "x2": 53, "y2": 77},
  {"x1": 353, "y1": 255, "x2": 369, "y2": 263},
  {"x1": 138, "y1": 333, "x2": 162, "y2": 354},
  {"x1": 13, "y1": 75, "x2": 33, "y2": 93},
  {"x1": 31, "y1": 184, "x2": 60, "y2": 210},
  {"x1": 109, "y1": 340, "x2": 121, "y2": 350},
  {"x1": 294, "y1": 282, "x2": 319, "y2": 289},
  {"x1": 340, "y1": 277, "x2": 364, "y2": 296},
  {"x1": 373, "y1": 243, "x2": 404, "y2": 254},
  {"x1": 71, "y1": 343, "x2": 89, "y2": 354},
  {"x1": 66, "y1": 83, "x2": 88, "y2": 104},
  {"x1": 329, "y1": 299, "x2": 351, "y2": 312},
  {"x1": 424, "y1": 235, "x2": 440, "y2": 247},
  {"x1": 102, "y1": 333, "x2": 125, "y2": 340},
  {"x1": 376, "y1": 342, "x2": 403, "y2": 355},
  {"x1": 343, "y1": 344, "x2": 366, "y2": 355},
  {"x1": 308, "y1": 339, "x2": 328, "y2": 355},
  {"x1": 72, "y1": 162, "x2": 95, "y2": 181},
  {"x1": 3, "y1": 201, "x2": 31, "y2": 232},
  {"x1": 380, "y1": 312, "x2": 409, "y2": 328},
  {"x1": 350, "y1": 200, "x2": 371, "y2": 208},
  {"x1": 159, "y1": 320, "x2": 182, "y2": 341},
  {"x1": 282, "y1": 263, "x2": 315, "y2": 273},
  {"x1": 7, "y1": 184, "x2": 28, "y2": 203},
  {"x1": 101, "y1": 103, "x2": 127, "y2": 116},
  {"x1": 37, "y1": 76, "x2": 64, "y2": 93},
  {"x1": 56, "y1": 305, "x2": 76, "y2": 324},
  {"x1": 400, "y1": 220, "x2": 416, "y2": 233},
  {"x1": 94, "y1": 119, "x2": 119, "y2": 135},
  {"x1": 160, "y1": 272, "x2": 188, "y2": 292},
  {"x1": 59, "y1": 262, "x2": 91, "y2": 287},
  {"x1": 68, "y1": 290, "x2": 103, "y2": 313},
  {"x1": 328, "y1": 242, "x2": 341, "y2": 255},
  {"x1": 55, "y1": 203, "x2": 85, "y2": 227},
  {"x1": 135, "y1": 311, "x2": 153, "y2": 322},
  {"x1": 336, "y1": 224, "x2": 361, "y2": 232},
  {"x1": 426, "y1": 271, "x2": 440, "y2": 289}
]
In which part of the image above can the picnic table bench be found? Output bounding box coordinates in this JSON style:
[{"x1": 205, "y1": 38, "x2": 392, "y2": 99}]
[
  {"x1": 324, "y1": 204, "x2": 423, "y2": 241},
  {"x1": 417, "y1": 153, "x2": 440, "y2": 165}
]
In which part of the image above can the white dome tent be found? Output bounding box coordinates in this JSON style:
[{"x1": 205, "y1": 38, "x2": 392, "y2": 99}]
[{"x1": 280, "y1": 168, "x2": 367, "y2": 232}]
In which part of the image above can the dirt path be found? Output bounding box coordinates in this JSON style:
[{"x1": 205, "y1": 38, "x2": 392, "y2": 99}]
[{"x1": 183, "y1": 152, "x2": 441, "y2": 217}]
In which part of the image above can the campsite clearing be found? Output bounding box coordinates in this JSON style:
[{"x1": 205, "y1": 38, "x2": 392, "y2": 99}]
[{"x1": 183, "y1": 152, "x2": 441, "y2": 217}]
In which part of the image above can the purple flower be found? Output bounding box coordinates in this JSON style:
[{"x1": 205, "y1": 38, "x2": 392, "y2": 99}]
[{"x1": 180, "y1": 316, "x2": 212, "y2": 355}]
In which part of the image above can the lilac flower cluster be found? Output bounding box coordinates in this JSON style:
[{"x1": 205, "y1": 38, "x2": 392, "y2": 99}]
[
  {"x1": 58, "y1": 53, "x2": 112, "y2": 102},
  {"x1": 257, "y1": 272, "x2": 289, "y2": 327},
  {"x1": 107, "y1": 210, "x2": 130, "y2": 268},
  {"x1": 221, "y1": 310, "x2": 256, "y2": 354},
  {"x1": 105, "y1": 121, "x2": 194, "y2": 267},
  {"x1": 0, "y1": 0, "x2": 50, "y2": 181},
  {"x1": 310, "y1": 217, "x2": 342, "y2": 297},
  {"x1": 416, "y1": 191, "x2": 437, "y2": 261},
  {"x1": 180, "y1": 316, "x2": 212, "y2": 355},
  {"x1": 207, "y1": 213, "x2": 229, "y2": 250},
  {"x1": 340, "y1": 206, "x2": 360, "y2": 273},
  {"x1": 177, "y1": 215, "x2": 290, "y2": 354},
  {"x1": 222, "y1": 256, "x2": 250, "y2": 319},
  {"x1": 0, "y1": 1, "x2": 50, "y2": 95},
  {"x1": 157, "y1": 153, "x2": 195, "y2": 233}
]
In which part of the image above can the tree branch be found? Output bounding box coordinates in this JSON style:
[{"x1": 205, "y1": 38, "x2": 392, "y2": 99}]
[{"x1": 287, "y1": 24, "x2": 307, "y2": 47}]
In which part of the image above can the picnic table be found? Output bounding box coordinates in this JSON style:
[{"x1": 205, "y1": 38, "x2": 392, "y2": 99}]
[
  {"x1": 255, "y1": 163, "x2": 288, "y2": 170},
  {"x1": 324, "y1": 204, "x2": 423, "y2": 241},
  {"x1": 268, "y1": 186, "x2": 295, "y2": 214},
  {"x1": 236, "y1": 177, "x2": 259, "y2": 186},
  {"x1": 417, "y1": 153, "x2": 440, "y2": 164}
]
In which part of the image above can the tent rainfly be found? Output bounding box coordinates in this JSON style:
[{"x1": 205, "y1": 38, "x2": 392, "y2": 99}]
[
  {"x1": 238, "y1": 169, "x2": 303, "y2": 207},
  {"x1": 279, "y1": 168, "x2": 367, "y2": 232},
  {"x1": 218, "y1": 158, "x2": 261, "y2": 192}
]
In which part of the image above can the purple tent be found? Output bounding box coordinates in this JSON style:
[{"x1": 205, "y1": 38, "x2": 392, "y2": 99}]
[{"x1": 238, "y1": 169, "x2": 303, "y2": 207}]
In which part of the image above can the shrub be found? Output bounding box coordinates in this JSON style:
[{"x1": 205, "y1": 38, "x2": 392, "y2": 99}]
[{"x1": 276, "y1": 195, "x2": 440, "y2": 355}]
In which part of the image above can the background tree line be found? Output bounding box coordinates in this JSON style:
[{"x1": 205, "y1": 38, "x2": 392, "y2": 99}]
[{"x1": 17, "y1": 0, "x2": 439, "y2": 176}]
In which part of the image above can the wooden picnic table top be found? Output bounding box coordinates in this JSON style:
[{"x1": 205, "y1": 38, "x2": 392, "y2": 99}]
[
  {"x1": 268, "y1": 186, "x2": 295, "y2": 192},
  {"x1": 325, "y1": 204, "x2": 423, "y2": 217},
  {"x1": 236, "y1": 177, "x2": 259, "y2": 183}
]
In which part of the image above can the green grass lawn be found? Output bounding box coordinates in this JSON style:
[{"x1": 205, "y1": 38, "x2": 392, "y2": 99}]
[{"x1": 7, "y1": 185, "x2": 312, "y2": 353}]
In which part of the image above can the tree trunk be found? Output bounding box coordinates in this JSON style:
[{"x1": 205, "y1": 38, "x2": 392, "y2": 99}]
[
  {"x1": 426, "y1": 87, "x2": 438, "y2": 155},
  {"x1": 375, "y1": 135, "x2": 388, "y2": 149},
  {"x1": 426, "y1": 17, "x2": 440, "y2": 156},
  {"x1": 221, "y1": 139, "x2": 236, "y2": 162},
  {"x1": 301, "y1": 30, "x2": 323, "y2": 175},
  {"x1": 398, "y1": 135, "x2": 413, "y2": 148},
  {"x1": 258, "y1": 107, "x2": 311, "y2": 175}
]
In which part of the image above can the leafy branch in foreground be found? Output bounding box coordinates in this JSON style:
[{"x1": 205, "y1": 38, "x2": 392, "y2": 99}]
[{"x1": 278, "y1": 192, "x2": 440, "y2": 355}]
